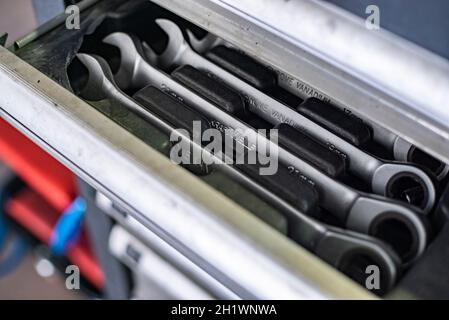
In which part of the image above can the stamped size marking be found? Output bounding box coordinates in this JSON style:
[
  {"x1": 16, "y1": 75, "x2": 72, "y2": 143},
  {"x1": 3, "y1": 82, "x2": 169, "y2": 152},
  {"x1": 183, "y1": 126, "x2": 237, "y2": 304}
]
[
  {"x1": 210, "y1": 120, "x2": 257, "y2": 151},
  {"x1": 288, "y1": 165, "x2": 315, "y2": 186},
  {"x1": 326, "y1": 142, "x2": 348, "y2": 159},
  {"x1": 343, "y1": 107, "x2": 367, "y2": 124},
  {"x1": 160, "y1": 83, "x2": 184, "y2": 102}
]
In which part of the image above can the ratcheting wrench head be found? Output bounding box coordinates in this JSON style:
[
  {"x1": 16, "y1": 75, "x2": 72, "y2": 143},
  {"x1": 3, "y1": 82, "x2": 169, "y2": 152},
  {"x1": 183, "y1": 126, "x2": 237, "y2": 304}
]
[
  {"x1": 316, "y1": 226, "x2": 400, "y2": 295},
  {"x1": 346, "y1": 194, "x2": 429, "y2": 266},
  {"x1": 394, "y1": 137, "x2": 449, "y2": 181},
  {"x1": 372, "y1": 163, "x2": 436, "y2": 214}
]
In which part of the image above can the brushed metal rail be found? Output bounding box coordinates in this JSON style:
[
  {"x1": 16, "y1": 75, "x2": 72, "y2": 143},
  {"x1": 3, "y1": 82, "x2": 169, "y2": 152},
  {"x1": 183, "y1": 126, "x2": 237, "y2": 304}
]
[
  {"x1": 151, "y1": 0, "x2": 449, "y2": 164},
  {"x1": 0, "y1": 46, "x2": 373, "y2": 299}
]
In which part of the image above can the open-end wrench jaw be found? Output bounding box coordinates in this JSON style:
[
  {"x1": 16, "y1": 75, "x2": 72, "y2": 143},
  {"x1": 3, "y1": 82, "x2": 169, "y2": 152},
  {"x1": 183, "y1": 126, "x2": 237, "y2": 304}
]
[
  {"x1": 142, "y1": 19, "x2": 190, "y2": 70},
  {"x1": 103, "y1": 32, "x2": 148, "y2": 91},
  {"x1": 186, "y1": 30, "x2": 228, "y2": 54},
  {"x1": 142, "y1": 41, "x2": 159, "y2": 66},
  {"x1": 76, "y1": 53, "x2": 117, "y2": 101}
]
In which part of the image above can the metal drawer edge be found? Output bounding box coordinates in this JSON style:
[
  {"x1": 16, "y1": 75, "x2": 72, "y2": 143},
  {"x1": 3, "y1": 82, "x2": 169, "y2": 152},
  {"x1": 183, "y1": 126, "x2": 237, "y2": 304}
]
[
  {"x1": 0, "y1": 46, "x2": 373, "y2": 299},
  {"x1": 152, "y1": 0, "x2": 449, "y2": 164}
]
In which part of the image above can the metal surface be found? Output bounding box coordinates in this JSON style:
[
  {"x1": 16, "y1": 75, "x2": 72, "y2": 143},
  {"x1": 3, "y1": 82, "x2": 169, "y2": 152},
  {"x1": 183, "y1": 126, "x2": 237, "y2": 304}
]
[
  {"x1": 150, "y1": 0, "x2": 449, "y2": 169},
  {"x1": 0, "y1": 45, "x2": 375, "y2": 299},
  {"x1": 79, "y1": 179, "x2": 131, "y2": 299},
  {"x1": 144, "y1": 19, "x2": 436, "y2": 214},
  {"x1": 4, "y1": 0, "x2": 437, "y2": 298},
  {"x1": 187, "y1": 32, "x2": 449, "y2": 182},
  {"x1": 109, "y1": 225, "x2": 214, "y2": 300},
  {"x1": 99, "y1": 35, "x2": 428, "y2": 264},
  {"x1": 77, "y1": 52, "x2": 400, "y2": 291},
  {"x1": 95, "y1": 191, "x2": 238, "y2": 299}
]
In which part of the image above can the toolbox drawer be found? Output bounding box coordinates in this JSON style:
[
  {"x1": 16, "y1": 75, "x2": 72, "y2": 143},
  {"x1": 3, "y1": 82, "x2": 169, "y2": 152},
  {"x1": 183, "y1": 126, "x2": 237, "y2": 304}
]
[{"x1": 1, "y1": 0, "x2": 449, "y2": 299}]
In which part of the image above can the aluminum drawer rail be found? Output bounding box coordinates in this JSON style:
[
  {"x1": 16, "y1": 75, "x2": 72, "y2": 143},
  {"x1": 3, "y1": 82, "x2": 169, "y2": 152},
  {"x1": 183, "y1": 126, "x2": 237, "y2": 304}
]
[
  {"x1": 151, "y1": 0, "x2": 449, "y2": 164},
  {"x1": 0, "y1": 46, "x2": 373, "y2": 299}
]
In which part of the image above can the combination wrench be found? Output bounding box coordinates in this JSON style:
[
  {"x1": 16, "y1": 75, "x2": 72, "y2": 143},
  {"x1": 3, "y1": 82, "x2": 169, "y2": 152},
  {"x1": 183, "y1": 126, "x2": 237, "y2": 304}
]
[
  {"x1": 75, "y1": 53, "x2": 400, "y2": 292},
  {"x1": 187, "y1": 31, "x2": 449, "y2": 181},
  {"x1": 100, "y1": 34, "x2": 428, "y2": 264},
  {"x1": 184, "y1": 31, "x2": 230, "y2": 55},
  {"x1": 143, "y1": 19, "x2": 436, "y2": 214},
  {"x1": 370, "y1": 122, "x2": 449, "y2": 181}
]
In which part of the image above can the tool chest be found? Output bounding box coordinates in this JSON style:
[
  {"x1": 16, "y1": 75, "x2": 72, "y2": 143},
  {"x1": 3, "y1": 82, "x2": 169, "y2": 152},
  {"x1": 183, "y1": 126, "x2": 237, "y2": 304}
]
[{"x1": 1, "y1": 0, "x2": 449, "y2": 299}]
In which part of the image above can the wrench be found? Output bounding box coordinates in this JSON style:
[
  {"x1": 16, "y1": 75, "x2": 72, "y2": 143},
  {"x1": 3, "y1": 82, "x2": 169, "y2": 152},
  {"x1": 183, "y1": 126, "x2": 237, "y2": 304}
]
[
  {"x1": 377, "y1": 126, "x2": 449, "y2": 181},
  {"x1": 188, "y1": 31, "x2": 449, "y2": 181},
  {"x1": 75, "y1": 53, "x2": 400, "y2": 292},
  {"x1": 225, "y1": 160, "x2": 400, "y2": 295},
  {"x1": 143, "y1": 19, "x2": 436, "y2": 214},
  {"x1": 98, "y1": 35, "x2": 428, "y2": 264},
  {"x1": 185, "y1": 30, "x2": 232, "y2": 54},
  {"x1": 143, "y1": 31, "x2": 230, "y2": 64}
]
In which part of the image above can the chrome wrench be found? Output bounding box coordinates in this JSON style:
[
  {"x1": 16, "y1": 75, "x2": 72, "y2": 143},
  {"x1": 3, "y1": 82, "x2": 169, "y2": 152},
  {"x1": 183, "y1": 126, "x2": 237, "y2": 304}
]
[
  {"x1": 187, "y1": 31, "x2": 449, "y2": 181},
  {"x1": 185, "y1": 31, "x2": 230, "y2": 54},
  {"x1": 75, "y1": 53, "x2": 400, "y2": 291},
  {"x1": 100, "y1": 35, "x2": 428, "y2": 264},
  {"x1": 144, "y1": 19, "x2": 436, "y2": 214},
  {"x1": 372, "y1": 123, "x2": 449, "y2": 181}
]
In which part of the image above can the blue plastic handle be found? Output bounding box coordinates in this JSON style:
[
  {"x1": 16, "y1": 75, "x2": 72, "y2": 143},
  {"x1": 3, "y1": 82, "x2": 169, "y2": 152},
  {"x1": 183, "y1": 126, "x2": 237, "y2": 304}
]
[{"x1": 50, "y1": 196, "x2": 87, "y2": 255}]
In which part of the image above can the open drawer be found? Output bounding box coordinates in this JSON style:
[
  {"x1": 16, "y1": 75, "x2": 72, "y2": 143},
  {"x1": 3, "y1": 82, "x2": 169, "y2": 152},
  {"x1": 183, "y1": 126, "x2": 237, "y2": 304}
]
[{"x1": 1, "y1": 0, "x2": 449, "y2": 299}]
